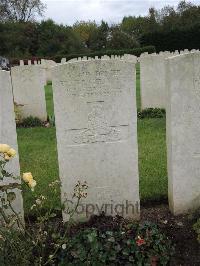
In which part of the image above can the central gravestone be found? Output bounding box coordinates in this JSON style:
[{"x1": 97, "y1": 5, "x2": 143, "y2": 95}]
[{"x1": 53, "y1": 59, "x2": 140, "y2": 221}]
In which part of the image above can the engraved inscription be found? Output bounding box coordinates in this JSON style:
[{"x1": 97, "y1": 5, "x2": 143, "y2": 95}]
[
  {"x1": 193, "y1": 152, "x2": 200, "y2": 158},
  {"x1": 60, "y1": 82, "x2": 122, "y2": 97},
  {"x1": 59, "y1": 67, "x2": 123, "y2": 97}
]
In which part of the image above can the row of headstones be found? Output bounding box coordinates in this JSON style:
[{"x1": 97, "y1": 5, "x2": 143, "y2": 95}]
[
  {"x1": 61, "y1": 54, "x2": 138, "y2": 64},
  {"x1": 140, "y1": 50, "x2": 200, "y2": 109},
  {"x1": 19, "y1": 59, "x2": 57, "y2": 84},
  {"x1": 11, "y1": 52, "x2": 188, "y2": 121},
  {"x1": 1, "y1": 52, "x2": 200, "y2": 224},
  {"x1": 11, "y1": 55, "x2": 138, "y2": 122},
  {"x1": 12, "y1": 49, "x2": 200, "y2": 123},
  {"x1": 140, "y1": 48, "x2": 200, "y2": 57},
  {"x1": 60, "y1": 49, "x2": 200, "y2": 64}
]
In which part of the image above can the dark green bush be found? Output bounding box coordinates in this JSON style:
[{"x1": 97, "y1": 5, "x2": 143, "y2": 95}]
[
  {"x1": 193, "y1": 219, "x2": 200, "y2": 243},
  {"x1": 10, "y1": 46, "x2": 155, "y2": 65},
  {"x1": 140, "y1": 23, "x2": 200, "y2": 52},
  {"x1": 18, "y1": 116, "x2": 43, "y2": 128},
  {"x1": 138, "y1": 108, "x2": 166, "y2": 119},
  {"x1": 192, "y1": 208, "x2": 200, "y2": 244},
  {"x1": 53, "y1": 46, "x2": 155, "y2": 63},
  {"x1": 59, "y1": 221, "x2": 174, "y2": 265}
]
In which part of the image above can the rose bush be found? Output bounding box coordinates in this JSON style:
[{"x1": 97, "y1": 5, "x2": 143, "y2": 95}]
[{"x1": 0, "y1": 143, "x2": 175, "y2": 265}]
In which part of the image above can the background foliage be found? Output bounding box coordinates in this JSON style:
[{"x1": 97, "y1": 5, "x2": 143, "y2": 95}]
[{"x1": 0, "y1": 1, "x2": 199, "y2": 60}]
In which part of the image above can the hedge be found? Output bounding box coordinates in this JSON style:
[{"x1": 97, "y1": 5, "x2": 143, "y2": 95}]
[
  {"x1": 140, "y1": 24, "x2": 200, "y2": 52},
  {"x1": 10, "y1": 46, "x2": 155, "y2": 65},
  {"x1": 53, "y1": 46, "x2": 155, "y2": 62}
]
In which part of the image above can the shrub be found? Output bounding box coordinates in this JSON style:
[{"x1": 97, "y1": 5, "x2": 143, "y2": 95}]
[
  {"x1": 53, "y1": 46, "x2": 155, "y2": 63},
  {"x1": 193, "y1": 219, "x2": 200, "y2": 243},
  {"x1": 47, "y1": 114, "x2": 55, "y2": 127},
  {"x1": 193, "y1": 209, "x2": 200, "y2": 244},
  {"x1": 18, "y1": 116, "x2": 43, "y2": 127},
  {"x1": 10, "y1": 46, "x2": 155, "y2": 65},
  {"x1": 140, "y1": 23, "x2": 200, "y2": 52},
  {"x1": 0, "y1": 143, "x2": 174, "y2": 265},
  {"x1": 59, "y1": 220, "x2": 174, "y2": 265},
  {"x1": 138, "y1": 108, "x2": 166, "y2": 119},
  {"x1": 0, "y1": 144, "x2": 88, "y2": 265}
]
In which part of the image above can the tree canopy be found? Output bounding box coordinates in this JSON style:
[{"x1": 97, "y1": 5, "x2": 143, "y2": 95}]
[
  {"x1": 0, "y1": 0, "x2": 199, "y2": 59},
  {"x1": 0, "y1": 0, "x2": 46, "y2": 22}
]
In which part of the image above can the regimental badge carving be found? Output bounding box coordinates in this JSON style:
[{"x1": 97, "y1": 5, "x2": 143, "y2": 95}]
[
  {"x1": 67, "y1": 103, "x2": 129, "y2": 145},
  {"x1": 21, "y1": 69, "x2": 34, "y2": 84}
]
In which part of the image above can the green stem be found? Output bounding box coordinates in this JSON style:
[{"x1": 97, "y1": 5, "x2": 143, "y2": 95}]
[
  {"x1": 43, "y1": 197, "x2": 81, "y2": 266},
  {"x1": 8, "y1": 202, "x2": 33, "y2": 240},
  {"x1": 0, "y1": 207, "x2": 10, "y2": 224}
]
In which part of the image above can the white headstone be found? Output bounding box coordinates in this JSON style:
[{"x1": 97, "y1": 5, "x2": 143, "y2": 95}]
[
  {"x1": 166, "y1": 52, "x2": 200, "y2": 215},
  {"x1": 0, "y1": 70, "x2": 24, "y2": 225},
  {"x1": 61, "y1": 58, "x2": 67, "y2": 64},
  {"x1": 28, "y1": 60, "x2": 31, "y2": 66},
  {"x1": 41, "y1": 59, "x2": 57, "y2": 82},
  {"x1": 123, "y1": 54, "x2": 137, "y2": 63},
  {"x1": 102, "y1": 55, "x2": 110, "y2": 60},
  {"x1": 11, "y1": 65, "x2": 47, "y2": 121},
  {"x1": 52, "y1": 59, "x2": 140, "y2": 221},
  {"x1": 68, "y1": 58, "x2": 77, "y2": 62},
  {"x1": 19, "y1": 60, "x2": 24, "y2": 66},
  {"x1": 140, "y1": 54, "x2": 167, "y2": 109}
]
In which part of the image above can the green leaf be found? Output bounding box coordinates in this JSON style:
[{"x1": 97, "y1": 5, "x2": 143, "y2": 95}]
[{"x1": 7, "y1": 192, "x2": 16, "y2": 202}]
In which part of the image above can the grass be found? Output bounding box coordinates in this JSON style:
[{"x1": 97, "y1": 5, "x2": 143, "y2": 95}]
[
  {"x1": 138, "y1": 118, "x2": 167, "y2": 203},
  {"x1": 17, "y1": 127, "x2": 59, "y2": 211},
  {"x1": 17, "y1": 64, "x2": 168, "y2": 214},
  {"x1": 45, "y1": 83, "x2": 54, "y2": 117}
]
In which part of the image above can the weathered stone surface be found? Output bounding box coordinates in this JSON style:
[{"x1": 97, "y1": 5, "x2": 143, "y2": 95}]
[
  {"x1": 52, "y1": 59, "x2": 140, "y2": 221},
  {"x1": 19, "y1": 60, "x2": 24, "y2": 66},
  {"x1": 166, "y1": 52, "x2": 200, "y2": 215},
  {"x1": 140, "y1": 54, "x2": 168, "y2": 109},
  {"x1": 0, "y1": 70, "x2": 24, "y2": 224},
  {"x1": 11, "y1": 65, "x2": 47, "y2": 121},
  {"x1": 41, "y1": 59, "x2": 57, "y2": 82},
  {"x1": 61, "y1": 58, "x2": 66, "y2": 64},
  {"x1": 123, "y1": 54, "x2": 137, "y2": 63}
]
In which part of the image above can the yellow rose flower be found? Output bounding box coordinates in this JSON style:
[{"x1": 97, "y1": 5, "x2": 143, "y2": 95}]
[
  {"x1": 6, "y1": 148, "x2": 16, "y2": 158},
  {"x1": 4, "y1": 154, "x2": 11, "y2": 161},
  {"x1": 0, "y1": 144, "x2": 10, "y2": 153},
  {"x1": 28, "y1": 180, "x2": 37, "y2": 191},
  {"x1": 22, "y1": 172, "x2": 33, "y2": 183}
]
